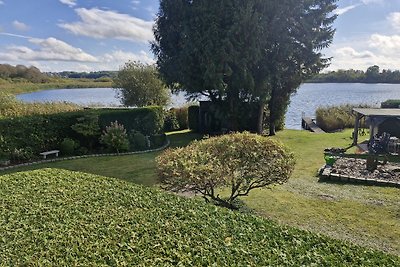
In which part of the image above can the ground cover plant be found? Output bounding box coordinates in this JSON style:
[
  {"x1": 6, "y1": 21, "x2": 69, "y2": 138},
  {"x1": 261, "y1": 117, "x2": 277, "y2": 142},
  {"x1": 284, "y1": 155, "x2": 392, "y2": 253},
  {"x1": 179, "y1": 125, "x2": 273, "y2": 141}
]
[
  {"x1": 0, "y1": 168, "x2": 398, "y2": 265},
  {"x1": 1, "y1": 130, "x2": 399, "y2": 255}
]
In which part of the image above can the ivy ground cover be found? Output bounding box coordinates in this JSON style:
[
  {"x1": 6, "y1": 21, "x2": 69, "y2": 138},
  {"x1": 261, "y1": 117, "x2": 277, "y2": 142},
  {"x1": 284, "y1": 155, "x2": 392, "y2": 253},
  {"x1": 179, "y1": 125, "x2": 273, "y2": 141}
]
[{"x1": 0, "y1": 169, "x2": 398, "y2": 266}]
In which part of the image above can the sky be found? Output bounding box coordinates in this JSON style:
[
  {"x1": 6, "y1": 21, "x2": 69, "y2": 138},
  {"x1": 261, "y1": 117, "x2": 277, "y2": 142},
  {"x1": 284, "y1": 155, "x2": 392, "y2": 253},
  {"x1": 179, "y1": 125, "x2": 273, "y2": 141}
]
[{"x1": 0, "y1": 0, "x2": 399, "y2": 72}]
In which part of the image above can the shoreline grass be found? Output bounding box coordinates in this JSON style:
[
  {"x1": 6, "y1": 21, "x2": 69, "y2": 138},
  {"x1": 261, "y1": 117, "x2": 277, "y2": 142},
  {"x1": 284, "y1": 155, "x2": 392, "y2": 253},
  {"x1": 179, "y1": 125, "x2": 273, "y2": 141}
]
[{"x1": 0, "y1": 79, "x2": 112, "y2": 95}]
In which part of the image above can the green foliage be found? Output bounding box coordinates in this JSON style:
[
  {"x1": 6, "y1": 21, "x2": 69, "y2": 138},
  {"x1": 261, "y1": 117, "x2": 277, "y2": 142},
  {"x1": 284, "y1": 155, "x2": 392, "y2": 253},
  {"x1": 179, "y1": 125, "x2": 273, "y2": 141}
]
[
  {"x1": 129, "y1": 131, "x2": 148, "y2": 151},
  {"x1": 381, "y1": 99, "x2": 400, "y2": 108},
  {"x1": 316, "y1": 104, "x2": 372, "y2": 132},
  {"x1": 113, "y1": 61, "x2": 170, "y2": 107},
  {"x1": 100, "y1": 121, "x2": 129, "y2": 153},
  {"x1": 98, "y1": 107, "x2": 165, "y2": 135},
  {"x1": 71, "y1": 114, "x2": 100, "y2": 137},
  {"x1": 0, "y1": 64, "x2": 49, "y2": 83},
  {"x1": 173, "y1": 107, "x2": 188, "y2": 129},
  {"x1": 163, "y1": 109, "x2": 180, "y2": 132},
  {"x1": 0, "y1": 168, "x2": 398, "y2": 265},
  {"x1": 9, "y1": 147, "x2": 34, "y2": 162},
  {"x1": 59, "y1": 138, "x2": 79, "y2": 156},
  {"x1": 188, "y1": 105, "x2": 200, "y2": 131},
  {"x1": 0, "y1": 107, "x2": 165, "y2": 159},
  {"x1": 157, "y1": 132, "x2": 295, "y2": 209},
  {"x1": 153, "y1": 0, "x2": 337, "y2": 134}
]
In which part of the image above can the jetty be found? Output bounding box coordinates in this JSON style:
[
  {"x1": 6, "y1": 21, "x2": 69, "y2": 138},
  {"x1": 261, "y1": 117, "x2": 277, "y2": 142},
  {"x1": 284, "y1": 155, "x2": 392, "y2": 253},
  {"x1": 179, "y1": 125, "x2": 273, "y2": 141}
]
[{"x1": 301, "y1": 114, "x2": 325, "y2": 133}]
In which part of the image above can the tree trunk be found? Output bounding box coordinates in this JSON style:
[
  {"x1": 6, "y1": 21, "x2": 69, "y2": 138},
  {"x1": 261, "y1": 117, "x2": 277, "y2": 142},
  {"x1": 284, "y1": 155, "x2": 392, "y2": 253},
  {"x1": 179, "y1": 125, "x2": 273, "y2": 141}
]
[
  {"x1": 269, "y1": 88, "x2": 277, "y2": 136},
  {"x1": 269, "y1": 118, "x2": 276, "y2": 136},
  {"x1": 257, "y1": 102, "x2": 265, "y2": 134}
]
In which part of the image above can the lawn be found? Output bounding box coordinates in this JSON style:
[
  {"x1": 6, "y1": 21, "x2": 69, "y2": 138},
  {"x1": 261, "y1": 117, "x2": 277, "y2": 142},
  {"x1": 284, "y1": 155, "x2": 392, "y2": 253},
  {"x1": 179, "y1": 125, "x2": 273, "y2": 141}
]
[
  {"x1": 1, "y1": 168, "x2": 398, "y2": 265},
  {"x1": 1, "y1": 129, "x2": 399, "y2": 256}
]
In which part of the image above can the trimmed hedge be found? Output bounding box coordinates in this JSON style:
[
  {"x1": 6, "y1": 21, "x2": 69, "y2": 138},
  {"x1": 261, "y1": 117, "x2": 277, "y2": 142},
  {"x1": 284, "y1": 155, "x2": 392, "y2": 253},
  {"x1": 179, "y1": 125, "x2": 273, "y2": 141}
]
[
  {"x1": 188, "y1": 105, "x2": 200, "y2": 132},
  {"x1": 0, "y1": 169, "x2": 399, "y2": 265},
  {"x1": 0, "y1": 107, "x2": 164, "y2": 159},
  {"x1": 381, "y1": 99, "x2": 400, "y2": 108}
]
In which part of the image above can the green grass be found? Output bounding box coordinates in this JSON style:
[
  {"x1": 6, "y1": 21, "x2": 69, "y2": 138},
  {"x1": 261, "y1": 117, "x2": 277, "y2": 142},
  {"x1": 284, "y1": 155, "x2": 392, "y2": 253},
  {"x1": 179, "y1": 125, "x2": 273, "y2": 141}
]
[
  {"x1": 1, "y1": 129, "x2": 399, "y2": 256},
  {"x1": 0, "y1": 168, "x2": 398, "y2": 265},
  {"x1": 245, "y1": 130, "x2": 400, "y2": 255}
]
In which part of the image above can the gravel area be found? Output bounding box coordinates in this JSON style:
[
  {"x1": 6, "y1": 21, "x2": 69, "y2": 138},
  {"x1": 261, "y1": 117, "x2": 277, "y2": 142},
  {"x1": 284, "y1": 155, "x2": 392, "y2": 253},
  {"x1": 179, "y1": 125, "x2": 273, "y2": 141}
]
[{"x1": 331, "y1": 157, "x2": 400, "y2": 183}]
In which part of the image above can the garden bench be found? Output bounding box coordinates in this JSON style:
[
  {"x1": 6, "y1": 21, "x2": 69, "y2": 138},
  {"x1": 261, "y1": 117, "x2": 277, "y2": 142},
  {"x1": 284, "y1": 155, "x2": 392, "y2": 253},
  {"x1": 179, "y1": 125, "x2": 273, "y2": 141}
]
[{"x1": 39, "y1": 150, "x2": 60, "y2": 159}]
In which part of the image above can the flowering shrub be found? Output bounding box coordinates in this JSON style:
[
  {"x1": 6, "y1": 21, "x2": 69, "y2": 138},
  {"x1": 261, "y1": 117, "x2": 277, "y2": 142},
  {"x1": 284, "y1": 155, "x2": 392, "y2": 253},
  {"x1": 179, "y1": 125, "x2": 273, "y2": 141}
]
[
  {"x1": 157, "y1": 132, "x2": 295, "y2": 209},
  {"x1": 99, "y1": 121, "x2": 129, "y2": 154}
]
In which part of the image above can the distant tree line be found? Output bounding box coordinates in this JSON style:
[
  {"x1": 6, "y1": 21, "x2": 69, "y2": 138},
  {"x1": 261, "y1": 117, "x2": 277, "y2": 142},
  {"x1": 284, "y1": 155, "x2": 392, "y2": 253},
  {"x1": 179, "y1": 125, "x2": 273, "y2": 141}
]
[
  {"x1": 0, "y1": 64, "x2": 49, "y2": 83},
  {"x1": 309, "y1": 65, "x2": 400, "y2": 84},
  {"x1": 49, "y1": 71, "x2": 117, "y2": 79}
]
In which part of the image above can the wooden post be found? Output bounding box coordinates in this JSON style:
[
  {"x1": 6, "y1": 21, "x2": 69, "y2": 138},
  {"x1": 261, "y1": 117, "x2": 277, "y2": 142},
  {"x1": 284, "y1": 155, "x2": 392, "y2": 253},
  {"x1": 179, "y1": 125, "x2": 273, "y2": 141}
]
[{"x1": 353, "y1": 112, "x2": 360, "y2": 145}]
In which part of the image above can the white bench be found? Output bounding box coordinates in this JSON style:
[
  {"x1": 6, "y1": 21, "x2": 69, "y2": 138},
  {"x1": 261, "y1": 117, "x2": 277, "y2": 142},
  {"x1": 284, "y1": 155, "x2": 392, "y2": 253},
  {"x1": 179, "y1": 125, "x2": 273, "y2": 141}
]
[{"x1": 39, "y1": 150, "x2": 60, "y2": 159}]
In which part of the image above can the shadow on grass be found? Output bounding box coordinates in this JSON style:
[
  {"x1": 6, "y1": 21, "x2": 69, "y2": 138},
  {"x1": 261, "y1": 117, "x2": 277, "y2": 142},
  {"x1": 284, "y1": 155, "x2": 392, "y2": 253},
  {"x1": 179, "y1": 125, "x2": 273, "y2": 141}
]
[{"x1": 167, "y1": 130, "x2": 203, "y2": 148}]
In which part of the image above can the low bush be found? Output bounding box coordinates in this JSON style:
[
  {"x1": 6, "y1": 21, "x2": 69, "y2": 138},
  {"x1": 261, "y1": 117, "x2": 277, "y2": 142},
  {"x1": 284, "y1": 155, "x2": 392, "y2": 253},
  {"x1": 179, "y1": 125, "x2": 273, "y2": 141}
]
[
  {"x1": 129, "y1": 131, "x2": 148, "y2": 151},
  {"x1": 99, "y1": 121, "x2": 129, "y2": 153},
  {"x1": 59, "y1": 138, "x2": 79, "y2": 156},
  {"x1": 316, "y1": 104, "x2": 371, "y2": 132},
  {"x1": 157, "y1": 132, "x2": 295, "y2": 209},
  {"x1": 0, "y1": 169, "x2": 398, "y2": 265}
]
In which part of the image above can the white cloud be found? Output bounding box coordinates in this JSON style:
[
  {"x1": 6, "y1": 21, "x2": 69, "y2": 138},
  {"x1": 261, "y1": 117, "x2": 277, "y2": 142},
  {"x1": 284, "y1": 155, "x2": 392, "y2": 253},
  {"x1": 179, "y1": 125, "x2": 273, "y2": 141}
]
[
  {"x1": 59, "y1": 0, "x2": 76, "y2": 7},
  {"x1": 12, "y1": 20, "x2": 30, "y2": 31},
  {"x1": 388, "y1": 12, "x2": 400, "y2": 31},
  {"x1": 336, "y1": 47, "x2": 375, "y2": 59},
  {"x1": 0, "y1": 1, "x2": 4, "y2": 5},
  {"x1": 59, "y1": 8, "x2": 154, "y2": 43},
  {"x1": 0, "y1": 37, "x2": 98, "y2": 62},
  {"x1": 102, "y1": 50, "x2": 154, "y2": 69},
  {"x1": 369, "y1": 34, "x2": 400, "y2": 55},
  {"x1": 335, "y1": 4, "x2": 360, "y2": 15}
]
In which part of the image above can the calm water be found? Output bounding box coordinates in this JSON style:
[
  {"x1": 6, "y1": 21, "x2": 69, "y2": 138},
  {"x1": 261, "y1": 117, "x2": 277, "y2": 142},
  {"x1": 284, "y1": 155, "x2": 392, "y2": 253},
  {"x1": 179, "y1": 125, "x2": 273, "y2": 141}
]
[{"x1": 17, "y1": 83, "x2": 400, "y2": 129}]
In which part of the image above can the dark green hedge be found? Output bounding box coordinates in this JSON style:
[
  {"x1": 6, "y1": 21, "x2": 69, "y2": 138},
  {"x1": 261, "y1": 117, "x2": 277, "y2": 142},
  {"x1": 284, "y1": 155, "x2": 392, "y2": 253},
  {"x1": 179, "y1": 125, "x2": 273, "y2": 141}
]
[
  {"x1": 0, "y1": 107, "x2": 164, "y2": 158},
  {"x1": 381, "y1": 99, "x2": 400, "y2": 108},
  {"x1": 188, "y1": 105, "x2": 200, "y2": 132}
]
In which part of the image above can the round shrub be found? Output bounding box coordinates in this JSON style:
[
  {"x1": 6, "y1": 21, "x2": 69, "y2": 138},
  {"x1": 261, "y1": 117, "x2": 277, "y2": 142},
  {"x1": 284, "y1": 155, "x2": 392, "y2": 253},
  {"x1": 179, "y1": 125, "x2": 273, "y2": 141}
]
[
  {"x1": 157, "y1": 132, "x2": 295, "y2": 209},
  {"x1": 129, "y1": 131, "x2": 148, "y2": 151},
  {"x1": 59, "y1": 138, "x2": 78, "y2": 156}
]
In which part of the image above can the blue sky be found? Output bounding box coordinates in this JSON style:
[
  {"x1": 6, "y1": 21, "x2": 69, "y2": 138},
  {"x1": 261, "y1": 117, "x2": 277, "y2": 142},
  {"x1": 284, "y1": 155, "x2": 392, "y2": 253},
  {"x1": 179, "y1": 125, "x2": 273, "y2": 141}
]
[{"x1": 0, "y1": 0, "x2": 399, "y2": 72}]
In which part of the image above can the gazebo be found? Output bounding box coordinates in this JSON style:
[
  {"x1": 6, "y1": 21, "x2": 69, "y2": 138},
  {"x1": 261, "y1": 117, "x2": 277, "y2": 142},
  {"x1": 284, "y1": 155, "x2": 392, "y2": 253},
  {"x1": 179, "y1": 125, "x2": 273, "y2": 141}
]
[{"x1": 352, "y1": 108, "x2": 400, "y2": 146}]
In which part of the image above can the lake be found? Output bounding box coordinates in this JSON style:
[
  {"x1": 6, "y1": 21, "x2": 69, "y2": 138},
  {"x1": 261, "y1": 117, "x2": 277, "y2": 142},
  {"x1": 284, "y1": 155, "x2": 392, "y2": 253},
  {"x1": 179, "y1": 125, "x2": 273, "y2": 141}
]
[{"x1": 17, "y1": 83, "x2": 400, "y2": 129}]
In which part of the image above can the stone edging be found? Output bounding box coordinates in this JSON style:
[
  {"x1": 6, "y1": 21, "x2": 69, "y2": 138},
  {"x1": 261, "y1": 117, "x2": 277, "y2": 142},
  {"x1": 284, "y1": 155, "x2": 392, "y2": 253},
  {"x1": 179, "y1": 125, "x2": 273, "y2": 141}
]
[
  {"x1": 319, "y1": 165, "x2": 400, "y2": 188},
  {"x1": 0, "y1": 139, "x2": 170, "y2": 172}
]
